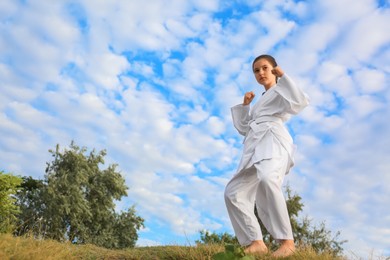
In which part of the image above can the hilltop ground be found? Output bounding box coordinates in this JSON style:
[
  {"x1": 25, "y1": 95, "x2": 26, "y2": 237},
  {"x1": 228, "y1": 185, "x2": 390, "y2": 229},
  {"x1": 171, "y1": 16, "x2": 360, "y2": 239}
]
[{"x1": 0, "y1": 233, "x2": 348, "y2": 259}]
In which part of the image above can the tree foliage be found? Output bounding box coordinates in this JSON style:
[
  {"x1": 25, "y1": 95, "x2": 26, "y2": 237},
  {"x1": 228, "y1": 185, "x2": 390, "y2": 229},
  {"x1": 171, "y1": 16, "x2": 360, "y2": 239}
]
[
  {"x1": 14, "y1": 176, "x2": 45, "y2": 236},
  {"x1": 198, "y1": 185, "x2": 346, "y2": 256},
  {"x1": 15, "y1": 141, "x2": 144, "y2": 249},
  {"x1": 196, "y1": 230, "x2": 239, "y2": 245},
  {"x1": 0, "y1": 171, "x2": 22, "y2": 233}
]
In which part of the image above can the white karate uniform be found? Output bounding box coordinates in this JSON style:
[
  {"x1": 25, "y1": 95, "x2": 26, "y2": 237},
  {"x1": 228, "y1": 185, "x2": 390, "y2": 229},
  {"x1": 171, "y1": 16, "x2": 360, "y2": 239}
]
[{"x1": 224, "y1": 74, "x2": 309, "y2": 246}]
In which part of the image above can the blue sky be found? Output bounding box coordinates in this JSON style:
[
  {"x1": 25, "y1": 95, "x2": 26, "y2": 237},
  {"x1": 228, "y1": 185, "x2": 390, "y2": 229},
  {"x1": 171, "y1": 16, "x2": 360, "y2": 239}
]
[{"x1": 1, "y1": 0, "x2": 389, "y2": 258}]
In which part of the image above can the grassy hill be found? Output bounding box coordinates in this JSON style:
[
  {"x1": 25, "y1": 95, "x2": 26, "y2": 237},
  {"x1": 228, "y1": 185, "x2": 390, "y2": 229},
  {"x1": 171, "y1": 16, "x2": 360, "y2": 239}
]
[{"x1": 0, "y1": 233, "x2": 344, "y2": 259}]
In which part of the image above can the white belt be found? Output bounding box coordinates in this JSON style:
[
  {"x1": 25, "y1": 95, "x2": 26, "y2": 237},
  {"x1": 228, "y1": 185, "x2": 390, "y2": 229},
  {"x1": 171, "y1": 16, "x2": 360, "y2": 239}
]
[
  {"x1": 248, "y1": 116, "x2": 282, "y2": 134},
  {"x1": 249, "y1": 116, "x2": 283, "y2": 125}
]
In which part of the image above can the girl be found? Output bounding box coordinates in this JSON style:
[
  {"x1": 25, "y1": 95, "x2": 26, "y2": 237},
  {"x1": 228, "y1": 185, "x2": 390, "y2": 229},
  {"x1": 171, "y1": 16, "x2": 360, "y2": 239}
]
[{"x1": 224, "y1": 54, "x2": 309, "y2": 257}]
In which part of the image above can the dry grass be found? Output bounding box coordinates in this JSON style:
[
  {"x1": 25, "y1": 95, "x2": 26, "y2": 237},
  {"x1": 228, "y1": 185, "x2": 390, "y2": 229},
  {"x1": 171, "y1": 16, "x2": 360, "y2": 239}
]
[
  {"x1": 0, "y1": 233, "x2": 222, "y2": 260},
  {"x1": 0, "y1": 233, "x2": 349, "y2": 260}
]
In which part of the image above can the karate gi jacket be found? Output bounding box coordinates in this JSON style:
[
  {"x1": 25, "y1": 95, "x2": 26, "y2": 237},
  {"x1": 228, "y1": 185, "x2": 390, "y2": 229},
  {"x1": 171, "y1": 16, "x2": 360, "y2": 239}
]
[{"x1": 231, "y1": 74, "x2": 309, "y2": 175}]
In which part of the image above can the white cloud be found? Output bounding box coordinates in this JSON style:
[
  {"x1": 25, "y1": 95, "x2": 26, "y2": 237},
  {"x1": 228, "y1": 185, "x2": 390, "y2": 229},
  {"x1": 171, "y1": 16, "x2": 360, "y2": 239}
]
[
  {"x1": 85, "y1": 53, "x2": 129, "y2": 90},
  {"x1": 187, "y1": 105, "x2": 209, "y2": 123},
  {"x1": 191, "y1": 0, "x2": 219, "y2": 12},
  {"x1": 0, "y1": 65, "x2": 38, "y2": 106},
  {"x1": 81, "y1": 0, "x2": 198, "y2": 52},
  {"x1": 182, "y1": 56, "x2": 207, "y2": 87},
  {"x1": 166, "y1": 18, "x2": 195, "y2": 39},
  {"x1": 331, "y1": 7, "x2": 390, "y2": 66},
  {"x1": 206, "y1": 116, "x2": 226, "y2": 136},
  {"x1": 187, "y1": 13, "x2": 212, "y2": 32},
  {"x1": 317, "y1": 61, "x2": 347, "y2": 85},
  {"x1": 315, "y1": 0, "x2": 377, "y2": 24},
  {"x1": 353, "y1": 68, "x2": 387, "y2": 94},
  {"x1": 162, "y1": 59, "x2": 181, "y2": 78},
  {"x1": 346, "y1": 94, "x2": 385, "y2": 119},
  {"x1": 252, "y1": 10, "x2": 296, "y2": 54}
]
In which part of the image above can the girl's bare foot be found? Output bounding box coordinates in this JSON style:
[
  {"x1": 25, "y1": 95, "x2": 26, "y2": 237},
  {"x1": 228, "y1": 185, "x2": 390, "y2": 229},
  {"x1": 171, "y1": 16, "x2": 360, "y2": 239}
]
[
  {"x1": 244, "y1": 240, "x2": 268, "y2": 255},
  {"x1": 272, "y1": 240, "x2": 295, "y2": 258}
]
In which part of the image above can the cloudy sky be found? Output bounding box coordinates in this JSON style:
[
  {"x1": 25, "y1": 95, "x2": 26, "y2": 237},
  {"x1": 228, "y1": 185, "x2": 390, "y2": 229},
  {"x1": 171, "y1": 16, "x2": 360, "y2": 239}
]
[{"x1": 1, "y1": 0, "x2": 389, "y2": 257}]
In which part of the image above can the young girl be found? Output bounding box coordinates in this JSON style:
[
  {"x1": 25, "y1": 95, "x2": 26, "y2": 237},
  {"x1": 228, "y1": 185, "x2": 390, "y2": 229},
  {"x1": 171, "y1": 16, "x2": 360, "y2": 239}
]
[{"x1": 224, "y1": 54, "x2": 309, "y2": 257}]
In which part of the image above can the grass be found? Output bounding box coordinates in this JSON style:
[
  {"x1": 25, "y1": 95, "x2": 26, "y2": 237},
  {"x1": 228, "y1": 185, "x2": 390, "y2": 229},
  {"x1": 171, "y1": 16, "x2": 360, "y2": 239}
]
[
  {"x1": 0, "y1": 233, "x2": 347, "y2": 260},
  {"x1": 1, "y1": 233, "x2": 221, "y2": 260}
]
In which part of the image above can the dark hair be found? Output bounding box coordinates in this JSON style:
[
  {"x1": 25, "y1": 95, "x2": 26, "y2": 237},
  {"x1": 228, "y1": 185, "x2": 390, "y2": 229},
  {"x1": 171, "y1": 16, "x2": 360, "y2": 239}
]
[{"x1": 252, "y1": 54, "x2": 278, "y2": 71}]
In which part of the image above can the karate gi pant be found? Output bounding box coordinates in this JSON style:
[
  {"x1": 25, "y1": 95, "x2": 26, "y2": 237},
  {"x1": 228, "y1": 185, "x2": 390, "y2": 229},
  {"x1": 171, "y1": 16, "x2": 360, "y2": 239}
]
[{"x1": 224, "y1": 150, "x2": 293, "y2": 246}]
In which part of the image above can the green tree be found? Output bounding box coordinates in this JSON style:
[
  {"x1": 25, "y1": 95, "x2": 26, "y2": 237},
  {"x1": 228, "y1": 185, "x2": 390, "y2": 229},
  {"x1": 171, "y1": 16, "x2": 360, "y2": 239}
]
[
  {"x1": 196, "y1": 230, "x2": 239, "y2": 245},
  {"x1": 14, "y1": 176, "x2": 46, "y2": 237},
  {"x1": 0, "y1": 171, "x2": 22, "y2": 233},
  {"x1": 15, "y1": 141, "x2": 144, "y2": 248},
  {"x1": 197, "y1": 185, "x2": 346, "y2": 256},
  {"x1": 111, "y1": 206, "x2": 145, "y2": 249}
]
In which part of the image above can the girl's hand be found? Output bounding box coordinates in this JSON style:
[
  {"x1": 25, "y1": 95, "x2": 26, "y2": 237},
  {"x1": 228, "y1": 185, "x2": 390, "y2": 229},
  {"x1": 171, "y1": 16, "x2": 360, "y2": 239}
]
[
  {"x1": 243, "y1": 91, "x2": 255, "y2": 105},
  {"x1": 271, "y1": 66, "x2": 284, "y2": 77}
]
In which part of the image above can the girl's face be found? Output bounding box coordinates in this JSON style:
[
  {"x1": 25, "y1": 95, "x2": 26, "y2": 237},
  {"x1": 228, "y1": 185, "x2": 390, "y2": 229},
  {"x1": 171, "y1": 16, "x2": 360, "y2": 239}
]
[{"x1": 253, "y1": 58, "x2": 276, "y2": 89}]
